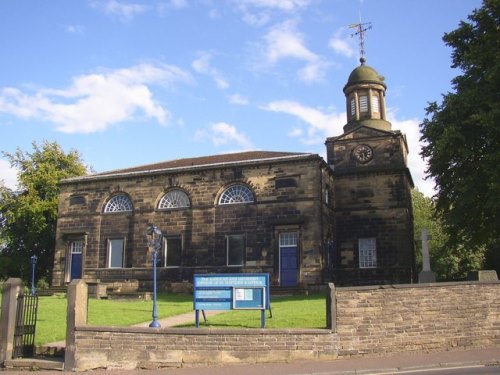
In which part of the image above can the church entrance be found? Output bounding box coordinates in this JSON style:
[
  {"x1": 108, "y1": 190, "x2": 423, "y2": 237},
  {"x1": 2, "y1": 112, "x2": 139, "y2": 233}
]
[{"x1": 279, "y1": 232, "x2": 298, "y2": 287}]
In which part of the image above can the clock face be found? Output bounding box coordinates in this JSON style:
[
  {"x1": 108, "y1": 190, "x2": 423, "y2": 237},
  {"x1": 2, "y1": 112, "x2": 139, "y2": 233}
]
[{"x1": 353, "y1": 145, "x2": 373, "y2": 163}]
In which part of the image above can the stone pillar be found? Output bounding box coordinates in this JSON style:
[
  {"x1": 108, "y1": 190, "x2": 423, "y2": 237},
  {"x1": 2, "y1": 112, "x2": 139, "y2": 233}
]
[
  {"x1": 326, "y1": 283, "x2": 337, "y2": 331},
  {"x1": 418, "y1": 229, "x2": 436, "y2": 283},
  {"x1": 0, "y1": 278, "x2": 23, "y2": 363},
  {"x1": 65, "y1": 279, "x2": 88, "y2": 371}
]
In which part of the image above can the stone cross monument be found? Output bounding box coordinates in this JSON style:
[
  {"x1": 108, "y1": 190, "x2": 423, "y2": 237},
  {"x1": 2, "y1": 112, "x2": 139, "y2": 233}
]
[{"x1": 418, "y1": 229, "x2": 436, "y2": 283}]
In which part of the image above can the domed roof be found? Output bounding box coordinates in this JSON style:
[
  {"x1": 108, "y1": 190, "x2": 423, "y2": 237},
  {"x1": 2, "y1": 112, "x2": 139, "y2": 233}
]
[{"x1": 345, "y1": 59, "x2": 386, "y2": 88}]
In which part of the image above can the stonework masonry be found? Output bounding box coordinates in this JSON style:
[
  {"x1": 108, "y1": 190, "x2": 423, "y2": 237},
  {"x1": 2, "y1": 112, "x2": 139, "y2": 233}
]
[
  {"x1": 52, "y1": 154, "x2": 335, "y2": 290},
  {"x1": 65, "y1": 281, "x2": 499, "y2": 370}
]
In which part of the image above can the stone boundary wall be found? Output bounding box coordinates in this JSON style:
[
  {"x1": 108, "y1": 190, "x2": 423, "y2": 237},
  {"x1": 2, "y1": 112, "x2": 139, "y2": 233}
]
[
  {"x1": 72, "y1": 326, "x2": 337, "y2": 370},
  {"x1": 333, "y1": 281, "x2": 500, "y2": 357},
  {"x1": 66, "y1": 280, "x2": 500, "y2": 370}
]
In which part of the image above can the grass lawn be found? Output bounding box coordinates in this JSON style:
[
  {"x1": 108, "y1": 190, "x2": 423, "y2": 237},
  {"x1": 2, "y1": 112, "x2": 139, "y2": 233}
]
[
  {"x1": 35, "y1": 293, "x2": 193, "y2": 345},
  {"x1": 5, "y1": 292, "x2": 326, "y2": 345},
  {"x1": 183, "y1": 294, "x2": 326, "y2": 329}
]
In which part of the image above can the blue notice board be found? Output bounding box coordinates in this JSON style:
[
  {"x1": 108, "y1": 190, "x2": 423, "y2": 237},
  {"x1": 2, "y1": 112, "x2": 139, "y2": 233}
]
[{"x1": 193, "y1": 273, "x2": 271, "y2": 328}]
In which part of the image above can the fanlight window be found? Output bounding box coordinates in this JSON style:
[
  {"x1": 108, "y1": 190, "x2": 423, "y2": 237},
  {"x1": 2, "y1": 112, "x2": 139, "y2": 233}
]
[
  {"x1": 219, "y1": 185, "x2": 254, "y2": 205},
  {"x1": 158, "y1": 189, "x2": 190, "y2": 209},
  {"x1": 104, "y1": 194, "x2": 133, "y2": 213}
]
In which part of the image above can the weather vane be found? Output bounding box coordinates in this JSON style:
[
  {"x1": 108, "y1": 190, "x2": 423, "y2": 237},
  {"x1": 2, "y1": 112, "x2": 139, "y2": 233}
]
[{"x1": 349, "y1": 21, "x2": 372, "y2": 64}]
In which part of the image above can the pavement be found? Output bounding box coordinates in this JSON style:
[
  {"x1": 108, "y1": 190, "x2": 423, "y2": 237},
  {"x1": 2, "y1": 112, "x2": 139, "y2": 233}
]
[
  {"x1": 2, "y1": 347, "x2": 499, "y2": 374},
  {"x1": 13, "y1": 312, "x2": 500, "y2": 374}
]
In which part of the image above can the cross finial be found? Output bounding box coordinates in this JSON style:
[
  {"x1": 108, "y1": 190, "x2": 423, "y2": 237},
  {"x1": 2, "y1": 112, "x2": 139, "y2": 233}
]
[{"x1": 349, "y1": 22, "x2": 372, "y2": 64}]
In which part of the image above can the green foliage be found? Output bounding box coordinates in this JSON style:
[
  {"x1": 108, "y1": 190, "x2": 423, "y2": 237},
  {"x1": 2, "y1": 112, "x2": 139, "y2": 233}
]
[
  {"x1": 419, "y1": 1, "x2": 499, "y2": 261},
  {"x1": 0, "y1": 141, "x2": 87, "y2": 281},
  {"x1": 412, "y1": 189, "x2": 485, "y2": 280}
]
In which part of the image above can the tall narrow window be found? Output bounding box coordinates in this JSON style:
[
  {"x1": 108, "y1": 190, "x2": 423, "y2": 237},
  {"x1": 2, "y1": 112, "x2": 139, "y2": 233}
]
[
  {"x1": 104, "y1": 194, "x2": 133, "y2": 213},
  {"x1": 108, "y1": 238, "x2": 125, "y2": 268},
  {"x1": 359, "y1": 95, "x2": 368, "y2": 113},
  {"x1": 227, "y1": 234, "x2": 245, "y2": 266},
  {"x1": 359, "y1": 238, "x2": 377, "y2": 268},
  {"x1": 372, "y1": 95, "x2": 380, "y2": 113},
  {"x1": 164, "y1": 236, "x2": 182, "y2": 267},
  {"x1": 350, "y1": 97, "x2": 356, "y2": 116},
  {"x1": 219, "y1": 185, "x2": 254, "y2": 205}
]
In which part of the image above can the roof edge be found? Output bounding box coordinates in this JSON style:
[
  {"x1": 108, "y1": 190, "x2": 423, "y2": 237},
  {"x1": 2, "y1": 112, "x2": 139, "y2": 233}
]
[{"x1": 61, "y1": 153, "x2": 320, "y2": 184}]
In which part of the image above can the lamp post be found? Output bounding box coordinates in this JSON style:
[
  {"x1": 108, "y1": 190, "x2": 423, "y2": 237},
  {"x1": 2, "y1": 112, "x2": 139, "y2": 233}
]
[
  {"x1": 30, "y1": 254, "x2": 38, "y2": 296},
  {"x1": 146, "y1": 224, "x2": 162, "y2": 328}
]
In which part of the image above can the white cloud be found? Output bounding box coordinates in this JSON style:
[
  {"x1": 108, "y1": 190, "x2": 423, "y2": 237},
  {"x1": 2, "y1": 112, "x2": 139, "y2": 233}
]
[
  {"x1": 328, "y1": 29, "x2": 355, "y2": 58},
  {"x1": 236, "y1": 0, "x2": 311, "y2": 11},
  {"x1": 0, "y1": 63, "x2": 193, "y2": 134},
  {"x1": 90, "y1": 0, "x2": 148, "y2": 21},
  {"x1": 232, "y1": 0, "x2": 311, "y2": 26},
  {"x1": 66, "y1": 25, "x2": 85, "y2": 34},
  {"x1": 195, "y1": 122, "x2": 253, "y2": 150},
  {"x1": 192, "y1": 52, "x2": 229, "y2": 89},
  {"x1": 167, "y1": 0, "x2": 188, "y2": 9},
  {"x1": 264, "y1": 101, "x2": 434, "y2": 196},
  {"x1": 263, "y1": 100, "x2": 344, "y2": 142},
  {"x1": 228, "y1": 93, "x2": 249, "y2": 105},
  {"x1": 0, "y1": 159, "x2": 18, "y2": 191},
  {"x1": 262, "y1": 20, "x2": 330, "y2": 83},
  {"x1": 389, "y1": 113, "x2": 436, "y2": 197}
]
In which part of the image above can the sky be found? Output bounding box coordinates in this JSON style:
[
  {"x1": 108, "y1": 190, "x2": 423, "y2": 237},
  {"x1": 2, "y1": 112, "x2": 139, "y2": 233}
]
[{"x1": 0, "y1": 0, "x2": 483, "y2": 197}]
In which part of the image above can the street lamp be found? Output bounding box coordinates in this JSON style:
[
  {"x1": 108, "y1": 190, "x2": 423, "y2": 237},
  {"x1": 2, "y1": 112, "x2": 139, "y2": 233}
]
[
  {"x1": 146, "y1": 224, "x2": 162, "y2": 328},
  {"x1": 30, "y1": 254, "x2": 38, "y2": 296}
]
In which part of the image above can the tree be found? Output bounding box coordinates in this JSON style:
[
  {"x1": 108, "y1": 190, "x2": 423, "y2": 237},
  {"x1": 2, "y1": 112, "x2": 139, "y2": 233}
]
[
  {"x1": 420, "y1": 0, "x2": 499, "y2": 263},
  {"x1": 412, "y1": 189, "x2": 485, "y2": 280},
  {"x1": 0, "y1": 141, "x2": 87, "y2": 283}
]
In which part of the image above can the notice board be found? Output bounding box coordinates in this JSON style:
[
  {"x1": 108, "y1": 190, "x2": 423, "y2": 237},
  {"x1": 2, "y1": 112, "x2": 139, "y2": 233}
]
[{"x1": 193, "y1": 273, "x2": 270, "y2": 327}]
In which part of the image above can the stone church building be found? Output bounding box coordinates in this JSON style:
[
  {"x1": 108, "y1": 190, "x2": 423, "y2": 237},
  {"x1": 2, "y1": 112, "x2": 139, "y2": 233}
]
[{"x1": 51, "y1": 60, "x2": 415, "y2": 291}]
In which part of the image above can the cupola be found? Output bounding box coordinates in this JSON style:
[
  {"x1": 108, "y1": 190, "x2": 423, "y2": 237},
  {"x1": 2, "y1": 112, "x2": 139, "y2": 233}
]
[{"x1": 343, "y1": 58, "x2": 391, "y2": 132}]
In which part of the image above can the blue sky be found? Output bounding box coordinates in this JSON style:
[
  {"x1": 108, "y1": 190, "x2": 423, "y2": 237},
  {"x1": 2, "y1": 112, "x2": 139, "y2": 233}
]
[{"x1": 0, "y1": 0, "x2": 482, "y2": 197}]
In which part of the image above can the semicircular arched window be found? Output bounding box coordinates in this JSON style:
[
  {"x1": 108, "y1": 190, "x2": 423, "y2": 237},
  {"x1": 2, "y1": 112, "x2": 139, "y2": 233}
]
[
  {"x1": 104, "y1": 194, "x2": 133, "y2": 213},
  {"x1": 219, "y1": 185, "x2": 254, "y2": 205},
  {"x1": 158, "y1": 189, "x2": 190, "y2": 209}
]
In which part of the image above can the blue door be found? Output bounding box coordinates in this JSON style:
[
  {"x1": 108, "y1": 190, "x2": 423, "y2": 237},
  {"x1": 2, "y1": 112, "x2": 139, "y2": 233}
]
[
  {"x1": 280, "y1": 232, "x2": 298, "y2": 287},
  {"x1": 70, "y1": 241, "x2": 83, "y2": 280},
  {"x1": 280, "y1": 247, "x2": 298, "y2": 287}
]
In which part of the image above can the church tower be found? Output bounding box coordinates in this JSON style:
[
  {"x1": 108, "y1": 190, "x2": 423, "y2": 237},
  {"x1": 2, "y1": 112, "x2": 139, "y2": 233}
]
[{"x1": 325, "y1": 57, "x2": 415, "y2": 285}]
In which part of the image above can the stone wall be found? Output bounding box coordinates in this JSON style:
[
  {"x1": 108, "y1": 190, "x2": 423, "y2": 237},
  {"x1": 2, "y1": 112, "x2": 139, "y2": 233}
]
[
  {"x1": 52, "y1": 155, "x2": 335, "y2": 289},
  {"x1": 71, "y1": 327, "x2": 337, "y2": 370},
  {"x1": 66, "y1": 281, "x2": 500, "y2": 370},
  {"x1": 334, "y1": 281, "x2": 500, "y2": 357}
]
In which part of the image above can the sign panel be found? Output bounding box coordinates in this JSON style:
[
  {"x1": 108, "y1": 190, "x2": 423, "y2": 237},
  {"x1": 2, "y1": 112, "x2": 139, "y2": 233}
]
[
  {"x1": 193, "y1": 273, "x2": 270, "y2": 328},
  {"x1": 233, "y1": 287, "x2": 265, "y2": 309}
]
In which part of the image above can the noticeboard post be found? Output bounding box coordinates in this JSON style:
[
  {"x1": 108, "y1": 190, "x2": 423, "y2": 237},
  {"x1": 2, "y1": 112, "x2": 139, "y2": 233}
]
[{"x1": 193, "y1": 273, "x2": 270, "y2": 328}]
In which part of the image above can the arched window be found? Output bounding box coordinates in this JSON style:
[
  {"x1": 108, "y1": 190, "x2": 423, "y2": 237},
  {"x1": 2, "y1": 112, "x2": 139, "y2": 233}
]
[
  {"x1": 219, "y1": 185, "x2": 254, "y2": 205},
  {"x1": 104, "y1": 194, "x2": 133, "y2": 213},
  {"x1": 158, "y1": 189, "x2": 190, "y2": 209}
]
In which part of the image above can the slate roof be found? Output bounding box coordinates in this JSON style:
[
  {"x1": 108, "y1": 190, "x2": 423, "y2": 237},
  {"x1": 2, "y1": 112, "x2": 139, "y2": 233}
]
[{"x1": 62, "y1": 151, "x2": 318, "y2": 183}]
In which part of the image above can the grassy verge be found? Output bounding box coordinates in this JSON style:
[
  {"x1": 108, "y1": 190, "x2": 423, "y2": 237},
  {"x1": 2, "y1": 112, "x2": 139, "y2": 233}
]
[
  {"x1": 182, "y1": 294, "x2": 326, "y2": 329},
  {"x1": 35, "y1": 293, "x2": 193, "y2": 345},
  {"x1": 19, "y1": 292, "x2": 325, "y2": 345}
]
